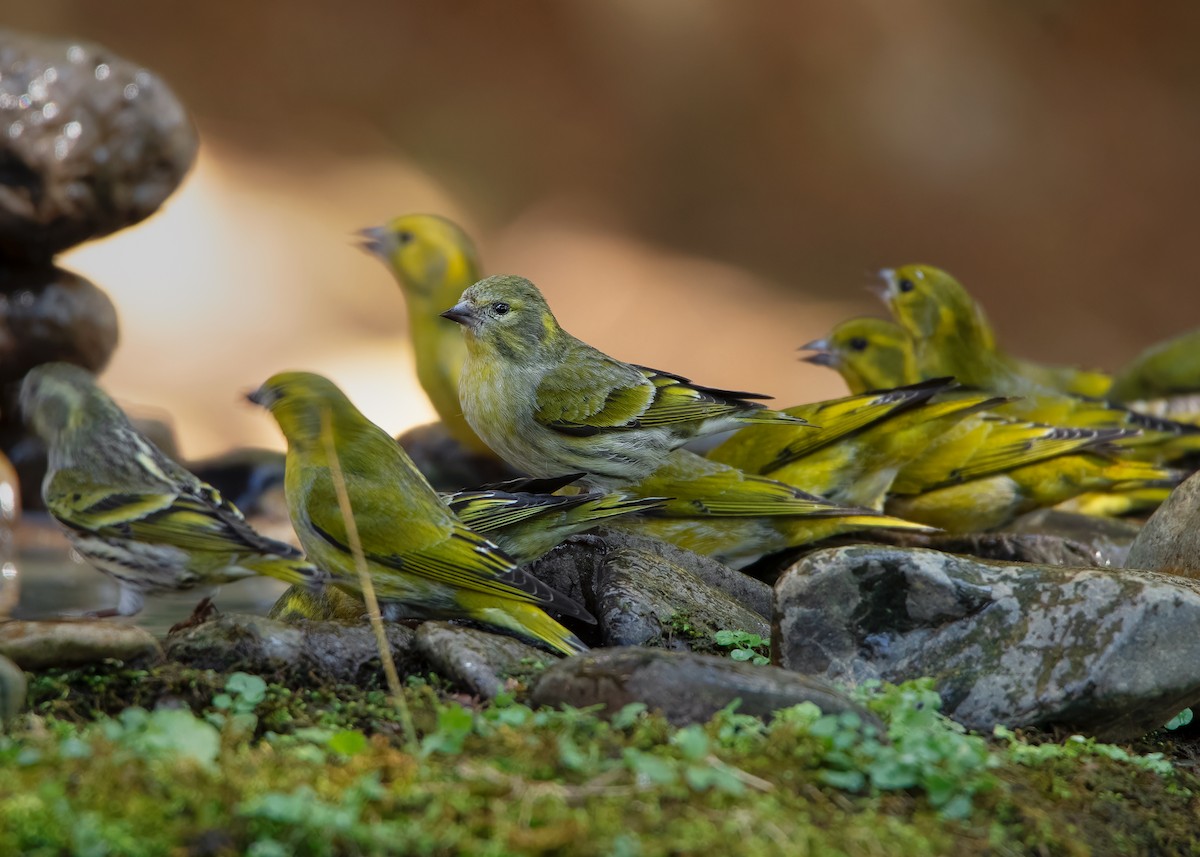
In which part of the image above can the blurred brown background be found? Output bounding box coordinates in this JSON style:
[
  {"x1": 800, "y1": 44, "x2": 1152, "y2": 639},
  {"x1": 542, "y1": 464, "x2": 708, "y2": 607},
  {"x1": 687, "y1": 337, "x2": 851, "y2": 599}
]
[{"x1": 9, "y1": 0, "x2": 1200, "y2": 458}]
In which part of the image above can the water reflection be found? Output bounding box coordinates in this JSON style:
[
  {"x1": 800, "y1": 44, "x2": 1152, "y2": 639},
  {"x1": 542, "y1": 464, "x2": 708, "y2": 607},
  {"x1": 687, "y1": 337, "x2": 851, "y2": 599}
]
[{"x1": 8, "y1": 517, "x2": 288, "y2": 637}]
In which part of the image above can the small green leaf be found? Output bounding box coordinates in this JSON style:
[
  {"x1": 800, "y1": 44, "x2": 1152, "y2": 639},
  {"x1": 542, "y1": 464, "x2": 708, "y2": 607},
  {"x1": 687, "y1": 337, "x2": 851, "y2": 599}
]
[
  {"x1": 819, "y1": 768, "x2": 866, "y2": 792},
  {"x1": 611, "y1": 702, "x2": 648, "y2": 730},
  {"x1": 1165, "y1": 708, "x2": 1193, "y2": 730},
  {"x1": 328, "y1": 729, "x2": 368, "y2": 756},
  {"x1": 671, "y1": 725, "x2": 710, "y2": 761}
]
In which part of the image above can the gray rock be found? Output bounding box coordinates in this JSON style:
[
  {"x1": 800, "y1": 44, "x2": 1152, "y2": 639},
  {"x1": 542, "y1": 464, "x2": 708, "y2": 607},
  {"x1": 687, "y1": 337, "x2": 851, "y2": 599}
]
[
  {"x1": 398, "y1": 422, "x2": 521, "y2": 492},
  {"x1": 164, "y1": 613, "x2": 419, "y2": 686},
  {"x1": 775, "y1": 545, "x2": 1200, "y2": 739},
  {"x1": 525, "y1": 530, "x2": 772, "y2": 624},
  {"x1": 0, "y1": 654, "x2": 25, "y2": 724},
  {"x1": 0, "y1": 619, "x2": 160, "y2": 669},
  {"x1": 595, "y1": 539, "x2": 769, "y2": 650},
  {"x1": 530, "y1": 647, "x2": 872, "y2": 727},
  {"x1": 0, "y1": 267, "x2": 118, "y2": 382},
  {"x1": 0, "y1": 30, "x2": 197, "y2": 261},
  {"x1": 1126, "y1": 470, "x2": 1200, "y2": 579},
  {"x1": 416, "y1": 621, "x2": 555, "y2": 699},
  {"x1": 863, "y1": 528, "x2": 1103, "y2": 568},
  {"x1": 1010, "y1": 509, "x2": 1142, "y2": 569},
  {"x1": 521, "y1": 536, "x2": 608, "y2": 615}
]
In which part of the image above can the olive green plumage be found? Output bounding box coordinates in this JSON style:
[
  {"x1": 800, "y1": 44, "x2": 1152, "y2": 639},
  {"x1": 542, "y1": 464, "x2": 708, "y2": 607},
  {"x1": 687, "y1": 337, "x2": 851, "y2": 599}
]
[
  {"x1": 798, "y1": 322, "x2": 1183, "y2": 531},
  {"x1": 444, "y1": 482, "x2": 664, "y2": 563},
  {"x1": 607, "y1": 449, "x2": 934, "y2": 569},
  {"x1": 878, "y1": 263, "x2": 1112, "y2": 397},
  {"x1": 357, "y1": 213, "x2": 494, "y2": 454},
  {"x1": 1109, "y1": 328, "x2": 1200, "y2": 402},
  {"x1": 876, "y1": 270, "x2": 1200, "y2": 464},
  {"x1": 710, "y1": 379, "x2": 1006, "y2": 509},
  {"x1": 250, "y1": 370, "x2": 592, "y2": 655},
  {"x1": 445, "y1": 274, "x2": 806, "y2": 485},
  {"x1": 20, "y1": 363, "x2": 327, "y2": 617}
]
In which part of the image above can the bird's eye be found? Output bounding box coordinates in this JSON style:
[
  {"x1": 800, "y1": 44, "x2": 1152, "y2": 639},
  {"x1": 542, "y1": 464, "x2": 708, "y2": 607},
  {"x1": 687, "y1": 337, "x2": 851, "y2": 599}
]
[
  {"x1": 491, "y1": 302, "x2": 510, "y2": 315},
  {"x1": 898, "y1": 278, "x2": 915, "y2": 293},
  {"x1": 396, "y1": 230, "x2": 415, "y2": 246},
  {"x1": 849, "y1": 337, "x2": 868, "y2": 351}
]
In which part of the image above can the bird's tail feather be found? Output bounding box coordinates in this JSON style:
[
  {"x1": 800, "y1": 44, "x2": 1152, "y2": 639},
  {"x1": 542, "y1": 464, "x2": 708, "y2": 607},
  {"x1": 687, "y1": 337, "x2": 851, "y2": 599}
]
[
  {"x1": 243, "y1": 555, "x2": 329, "y2": 591},
  {"x1": 468, "y1": 601, "x2": 589, "y2": 656}
]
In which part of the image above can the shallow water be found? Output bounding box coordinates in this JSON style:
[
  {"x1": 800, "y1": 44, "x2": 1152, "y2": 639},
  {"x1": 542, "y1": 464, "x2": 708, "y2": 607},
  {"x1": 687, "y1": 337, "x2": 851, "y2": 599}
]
[{"x1": 5, "y1": 516, "x2": 289, "y2": 637}]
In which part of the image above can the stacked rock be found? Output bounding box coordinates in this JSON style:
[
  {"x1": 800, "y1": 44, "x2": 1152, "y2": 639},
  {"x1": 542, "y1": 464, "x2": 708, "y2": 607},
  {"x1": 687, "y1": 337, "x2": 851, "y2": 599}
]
[{"x1": 0, "y1": 29, "x2": 197, "y2": 507}]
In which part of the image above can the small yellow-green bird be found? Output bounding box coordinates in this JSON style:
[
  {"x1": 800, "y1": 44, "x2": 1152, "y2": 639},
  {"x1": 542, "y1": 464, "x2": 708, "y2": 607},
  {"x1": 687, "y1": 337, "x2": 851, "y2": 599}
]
[
  {"x1": 357, "y1": 214, "x2": 494, "y2": 455},
  {"x1": 20, "y1": 363, "x2": 327, "y2": 617},
  {"x1": 876, "y1": 264, "x2": 1112, "y2": 397},
  {"x1": 866, "y1": 274, "x2": 1200, "y2": 463},
  {"x1": 444, "y1": 274, "x2": 805, "y2": 484},
  {"x1": 606, "y1": 449, "x2": 934, "y2": 568},
  {"x1": 249, "y1": 370, "x2": 592, "y2": 655},
  {"x1": 709, "y1": 380, "x2": 1006, "y2": 510},
  {"x1": 799, "y1": 321, "x2": 1183, "y2": 530},
  {"x1": 270, "y1": 482, "x2": 662, "y2": 624},
  {"x1": 1108, "y1": 328, "x2": 1200, "y2": 403}
]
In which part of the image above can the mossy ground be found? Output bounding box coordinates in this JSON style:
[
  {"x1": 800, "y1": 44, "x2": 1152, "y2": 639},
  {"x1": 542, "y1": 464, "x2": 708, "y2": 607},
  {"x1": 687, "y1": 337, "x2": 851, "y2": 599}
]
[{"x1": 2, "y1": 663, "x2": 1199, "y2": 856}]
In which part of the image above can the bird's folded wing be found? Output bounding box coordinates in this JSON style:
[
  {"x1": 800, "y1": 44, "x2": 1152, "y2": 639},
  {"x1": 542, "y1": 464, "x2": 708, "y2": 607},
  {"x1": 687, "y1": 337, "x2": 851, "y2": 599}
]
[{"x1": 46, "y1": 470, "x2": 299, "y2": 556}]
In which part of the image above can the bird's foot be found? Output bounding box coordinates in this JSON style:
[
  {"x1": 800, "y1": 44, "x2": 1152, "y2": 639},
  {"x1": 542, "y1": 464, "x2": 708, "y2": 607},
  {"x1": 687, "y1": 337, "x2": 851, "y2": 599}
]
[{"x1": 169, "y1": 597, "x2": 219, "y2": 634}]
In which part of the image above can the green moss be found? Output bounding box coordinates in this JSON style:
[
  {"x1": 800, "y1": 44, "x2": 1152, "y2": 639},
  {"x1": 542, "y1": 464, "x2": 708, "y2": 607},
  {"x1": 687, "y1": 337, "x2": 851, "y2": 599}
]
[{"x1": 4, "y1": 666, "x2": 1200, "y2": 855}]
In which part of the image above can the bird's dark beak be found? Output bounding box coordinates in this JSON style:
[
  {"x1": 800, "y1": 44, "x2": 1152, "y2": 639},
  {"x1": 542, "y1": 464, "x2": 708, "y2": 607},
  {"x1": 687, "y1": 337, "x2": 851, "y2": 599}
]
[
  {"x1": 245, "y1": 386, "x2": 269, "y2": 407},
  {"x1": 441, "y1": 301, "x2": 477, "y2": 327},
  {"x1": 798, "y1": 338, "x2": 835, "y2": 366},
  {"x1": 355, "y1": 226, "x2": 387, "y2": 257}
]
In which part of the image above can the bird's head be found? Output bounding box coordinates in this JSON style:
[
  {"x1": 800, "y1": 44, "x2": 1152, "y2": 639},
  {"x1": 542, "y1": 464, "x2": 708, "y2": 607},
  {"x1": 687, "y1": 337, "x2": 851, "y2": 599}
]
[
  {"x1": 799, "y1": 318, "x2": 918, "y2": 394},
  {"x1": 440, "y1": 274, "x2": 560, "y2": 358},
  {"x1": 248, "y1": 371, "x2": 357, "y2": 449},
  {"x1": 356, "y1": 214, "x2": 480, "y2": 300},
  {"x1": 878, "y1": 264, "x2": 993, "y2": 351},
  {"x1": 19, "y1": 362, "x2": 124, "y2": 445}
]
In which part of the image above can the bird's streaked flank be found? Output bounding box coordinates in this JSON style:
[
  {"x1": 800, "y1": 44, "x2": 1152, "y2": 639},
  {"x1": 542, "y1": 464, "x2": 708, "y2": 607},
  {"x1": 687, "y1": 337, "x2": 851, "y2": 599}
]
[{"x1": 20, "y1": 362, "x2": 327, "y2": 617}]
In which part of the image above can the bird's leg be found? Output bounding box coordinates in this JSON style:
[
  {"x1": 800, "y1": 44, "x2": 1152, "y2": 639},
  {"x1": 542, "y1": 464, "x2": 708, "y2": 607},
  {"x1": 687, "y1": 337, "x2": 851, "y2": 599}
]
[{"x1": 169, "y1": 596, "x2": 219, "y2": 634}]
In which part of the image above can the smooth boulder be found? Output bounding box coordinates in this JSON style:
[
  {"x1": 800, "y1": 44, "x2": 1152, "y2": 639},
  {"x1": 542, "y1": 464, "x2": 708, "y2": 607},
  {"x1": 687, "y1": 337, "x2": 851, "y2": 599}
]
[
  {"x1": 1125, "y1": 470, "x2": 1200, "y2": 579},
  {"x1": 0, "y1": 619, "x2": 160, "y2": 669},
  {"x1": 415, "y1": 622, "x2": 555, "y2": 699},
  {"x1": 165, "y1": 613, "x2": 419, "y2": 685},
  {"x1": 0, "y1": 30, "x2": 197, "y2": 261},
  {"x1": 531, "y1": 647, "x2": 871, "y2": 727},
  {"x1": 775, "y1": 545, "x2": 1200, "y2": 740}
]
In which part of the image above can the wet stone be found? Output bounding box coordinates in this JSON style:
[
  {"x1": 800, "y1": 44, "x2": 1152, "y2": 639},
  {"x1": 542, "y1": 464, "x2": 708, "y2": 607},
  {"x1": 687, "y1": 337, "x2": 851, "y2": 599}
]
[
  {"x1": 530, "y1": 647, "x2": 873, "y2": 727},
  {"x1": 0, "y1": 619, "x2": 161, "y2": 669},
  {"x1": 415, "y1": 621, "x2": 555, "y2": 700},
  {"x1": 775, "y1": 545, "x2": 1200, "y2": 740},
  {"x1": 164, "y1": 613, "x2": 420, "y2": 686},
  {"x1": 861, "y1": 528, "x2": 1103, "y2": 568},
  {"x1": 594, "y1": 539, "x2": 769, "y2": 651},
  {"x1": 0, "y1": 29, "x2": 197, "y2": 261},
  {"x1": 524, "y1": 530, "x2": 772, "y2": 629},
  {"x1": 1010, "y1": 509, "x2": 1142, "y2": 569},
  {"x1": 1125, "y1": 470, "x2": 1200, "y2": 579},
  {"x1": 0, "y1": 654, "x2": 25, "y2": 724},
  {"x1": 0, "y1": 266, "x2": 118, "y2": 383}
]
